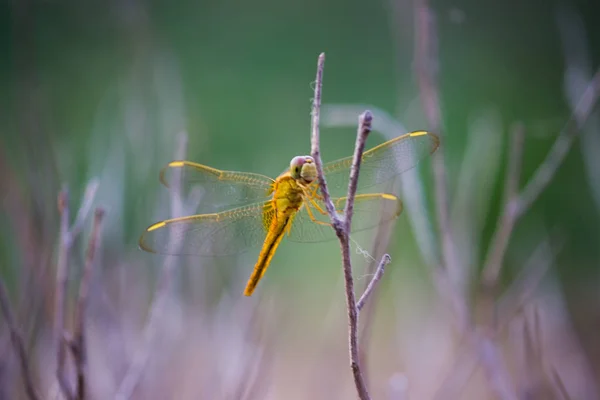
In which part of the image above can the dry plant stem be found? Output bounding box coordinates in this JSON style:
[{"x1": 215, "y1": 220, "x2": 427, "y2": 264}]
[
  {"x1": 70, "y1": 180, "x2": 100, "y2": 240},
  {"x1": 413, "y1": 0, "x2": 467, "y2": 329},
  {"x1": 72, "y1": 209, "x2": 105, "y2": 400},
  {"x1": 56, "y1": 189, "x2": 74, "y2": 400},
  {"x1": 0, "y1": 280, "x2": 40, "y2": 400},
  {"x1": 310, "y1": 53, "x2": 337, "y2": 219},
  {"x1": 53, "y1": 181, "x2": 100, "y2": 400},
  {"x1": 476, "y1": 334, "x2": 519, "y2": 400},
  {"x1": 497, "y1": 234, "x2": 562, "y2": 331},
  {"x1": 483, "y1": 68, "x2": 600, "y2": 298},
  {"x1": 309, "y1": 52, "x2": 372, "y2": 400},
  {"x1": 482, "y1": 124, "x2": 525, "y2": 288},
  {"x1": 356, "y1": 254, "x2": 391, "y2": 312},
  {"x1": 413, "y1": 2, "x2": 518, "y2": 398},
  {"x1": 115, "y1": 132, "x2": 195, "y2": 400},
  {"x1": 341, "y1": 112, "x2": 373, "y2": 400},
  {"x1": 516, "y1": 68, "x2": 600, "y2": 217}
]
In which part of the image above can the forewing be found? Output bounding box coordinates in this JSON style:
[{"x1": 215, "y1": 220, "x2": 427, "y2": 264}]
[
  {"x1": 321, "y1": 131, "x2": 439, "y2": 198},
  {"x1": 139, "y1": 201, "x2": 275, "y2": 257},
  {"x1": 160, "y1": 161, "x2": 275, "y2": 213}
]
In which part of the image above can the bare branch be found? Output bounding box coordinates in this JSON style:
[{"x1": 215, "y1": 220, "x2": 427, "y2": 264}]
[
  {"x1": 476, "y1": 333, "x2": 518, "y2": 400},
  {"x1": 356, "y1": 254, "x2": 391, "y2": 312},
  {"x1": 69, "y1": 179, "x2": 100, "y2": 240},
  {"x1": 55, "y1": 188, "x2": 74, "y2": 400},
  {"x1": 309, "y1": 53, "x2": 373, "y2": 400},
  {"x1": 0, "y1": 280, "x2": 40, "y2": 400},
  {"x1": 481, "y1": 124, "x2": 525, "y2": 287},
  {"x1": 343, "y1": 111, "x2": 373, "y2": 230},
  {"x1": 516, "y1": 69, "x2": 600, "y2": 216},
  {"x1": 496, "y1": 234, "x2": 562, "y2": 330},
  {"x1": 115, "y1": 131, "x2": 200, "y2": 400},
  {"x1": 413, "y1": 0, "x2": 468, "y2": 332},
  {"x1": 310, "y1": 53, "x2": 338, "y2": 221},
  {"x1": 72, "y1": 208, "x2": 105, "y2": 400}
]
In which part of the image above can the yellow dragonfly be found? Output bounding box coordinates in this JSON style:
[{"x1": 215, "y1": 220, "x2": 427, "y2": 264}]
[{"x1": 140, "y1": 131, "x2": 439, "y2": 296}]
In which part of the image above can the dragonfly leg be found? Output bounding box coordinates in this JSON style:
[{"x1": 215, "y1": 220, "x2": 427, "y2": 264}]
[
  {"x1": 311, "y1": 186, "x2": 324, "y2": 201},
  {"x1": 303, "y1": 203, "x2": 331, "y2": 226}
]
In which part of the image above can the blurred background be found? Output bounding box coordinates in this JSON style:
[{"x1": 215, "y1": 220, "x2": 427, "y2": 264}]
[{"x1": 1, "y1": 0, "x2": 599, "y2": 399}]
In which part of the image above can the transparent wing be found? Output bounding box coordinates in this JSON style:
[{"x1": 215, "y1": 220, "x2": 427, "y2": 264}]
[
  {"x1": 160, "y1": 161, "x2": 275, "y2": 213},
  {"x1": 322, "y1": 131, "x2": 439, "y2": 198},
  {"x1": 139, "y1": 201, "x2": 274, "y2": 257},
  {"x1": 286, "y1": 193, "x2": 403, "y2": 243}
]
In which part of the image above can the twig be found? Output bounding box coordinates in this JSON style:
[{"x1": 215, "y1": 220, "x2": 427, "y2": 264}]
[
  {"x1": 516, "y1": 68, "x2": 600, "y2": 217},
  {"x1": 481, "y1": 124, "x2": 525, "y2": 288},
  {"x1": 54, "y1": 182, "x2": 100, "y2": 400},
  {"x1": 342, "y1": 112, "x2": 373, "y2": 400},
  {"x1": 115, "y1": 132, "x2": 199, "y2": 400},
  {"x1": 56, "y1": 189, "x2": 74, "y2": 400},
  {"x1": 413, "y1": 0, "x2": 467, "y2": 330},
  {"x1": 310, "y1": 53, "x2": 337, "y2": 220},
  {"x1": 70, "y1": 180, "x2": 100, "y2": 240},
  {"x1": 71, "y1": 209, "x2": 105, "y2": 400},
  {"x1": 309, "y1": 53, "x2": 373, "y2": 400},
  {"x1": 476, "y1": 333, "x2": 518, "y2": 400},
  {"x1": 482, "y1": 69, "x2": 600, "y2": 313},
  {"x1": 496, "y1": 234, "x2": 562, "y2": 331},
  {"x1": 413, "y1": 2, "x2": 519, "y2": 398},
  {"x1": 356, "y1": 254, "x2": 391, "y2": 312},
  {"x1": 0, "y1": 280, "x2": 40, "y2": 400}
]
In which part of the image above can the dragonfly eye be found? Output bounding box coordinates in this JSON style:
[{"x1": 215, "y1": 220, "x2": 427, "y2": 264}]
[{"x1": 290, "y1": 156, "x2": 305, "y2": 179}]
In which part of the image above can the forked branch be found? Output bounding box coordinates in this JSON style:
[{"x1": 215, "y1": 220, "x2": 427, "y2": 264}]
[
  {"x1": 310, "y1": 52, "x2": 389, "y2": 400},
  {"x1": 71, "y1": 208, "x2": 106, "y2": 400},
  {"x1": 55, "y1": 180, "x2": 100, "y2": 400}
]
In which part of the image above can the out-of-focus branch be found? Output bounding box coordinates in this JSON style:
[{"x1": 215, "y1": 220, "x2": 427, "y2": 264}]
[
  {"x1": 55, "y1": 189, "x2": 74, "y2": 400},
  {"x1": 0, "y1": 280, "x2": 39, "y2": 400},
  {"x1": 516, "y1": 69, "x2": 600, "y2": 217},
  {"x1": 483, "y1": 68, "x2": 600, "y2": 311},
  {"x1": 496, "y1": 234, "x2": 562, "y2": 331},
  {"x1": 476, "y1": 333, "x2": 519, "y2": 400},
  {"x1": 70, "y1": 180, "x2": 100, "y2": 240},
  {"x1": 71, "y1": 209, "x2": 105, "y2": 400},
  {"x1": 310, "y1": 53, "x2": 337, "y2": 221},
  {"x1": 413, "y1": 0, "x2": 467, "y2": 330},
  {"x1": 481, "y1": 124, "x2": 525, "y2": 288},
  {"x1": 309, "y1": 52, "x2": 376, "y2": 400},
  {"x1": 356, "y1": 254, "x2": 391, "y2": 312},
  {"x1": 55, "y1": 180, "x2": 100, "y2": 400},
  {"x1": 115, "y1": 132, "x2": 200, "y2": 400},
  {"x1": 413, "y1": 2, "x2": 519, "y2": 398}
]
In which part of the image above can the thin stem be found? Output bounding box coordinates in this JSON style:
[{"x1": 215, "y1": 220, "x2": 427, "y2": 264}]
[
  {"x1": 55, "y1": 189, "x2": 74, "y2": 400},
  {"x1": 516, "y1": 68, "x2": 600, "y2": 217},
  {"x1": 309, "y1": 53, "x2": 372, "y2": 400},
  {"x1": 70, "y1": 179, "x2": 100, "y2": 240},
  {"x1": 482, "y1": 124, "x2": 525, "y2": 287},
  {"x1": 0, "y1": 280, "x2": 40, "y2": 400},
  {"x1": 115, "y1": 132, "x2": 200, "y2": 400},
  {"x1": 356, "y1": 254, "x2": 391, "y2": 312},
  {"x1": 413, "y1": 0, "x2": 467, "y2": 331},
  {"x1": 310, "y1": 53, "x2": 337, "y2": 220},
  {"x1": 341, "y1": 112, "x2": 373, "y2": 400},
  {"x1": 343, "y1": 111, "x2": 373, "y2": 232},
  {"x1": 72, "y1": 208, "x2": 105, "y2": 400}
]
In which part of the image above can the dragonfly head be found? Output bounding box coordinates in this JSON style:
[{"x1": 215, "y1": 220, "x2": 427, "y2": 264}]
[{"x1": 290, "y1": 155, "x2": 317, "y2": 185}]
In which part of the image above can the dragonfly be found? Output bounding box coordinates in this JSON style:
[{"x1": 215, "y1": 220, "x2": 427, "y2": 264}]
[{"x1": 139, "y1": 130, "x2": 439, "y2": 296}]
